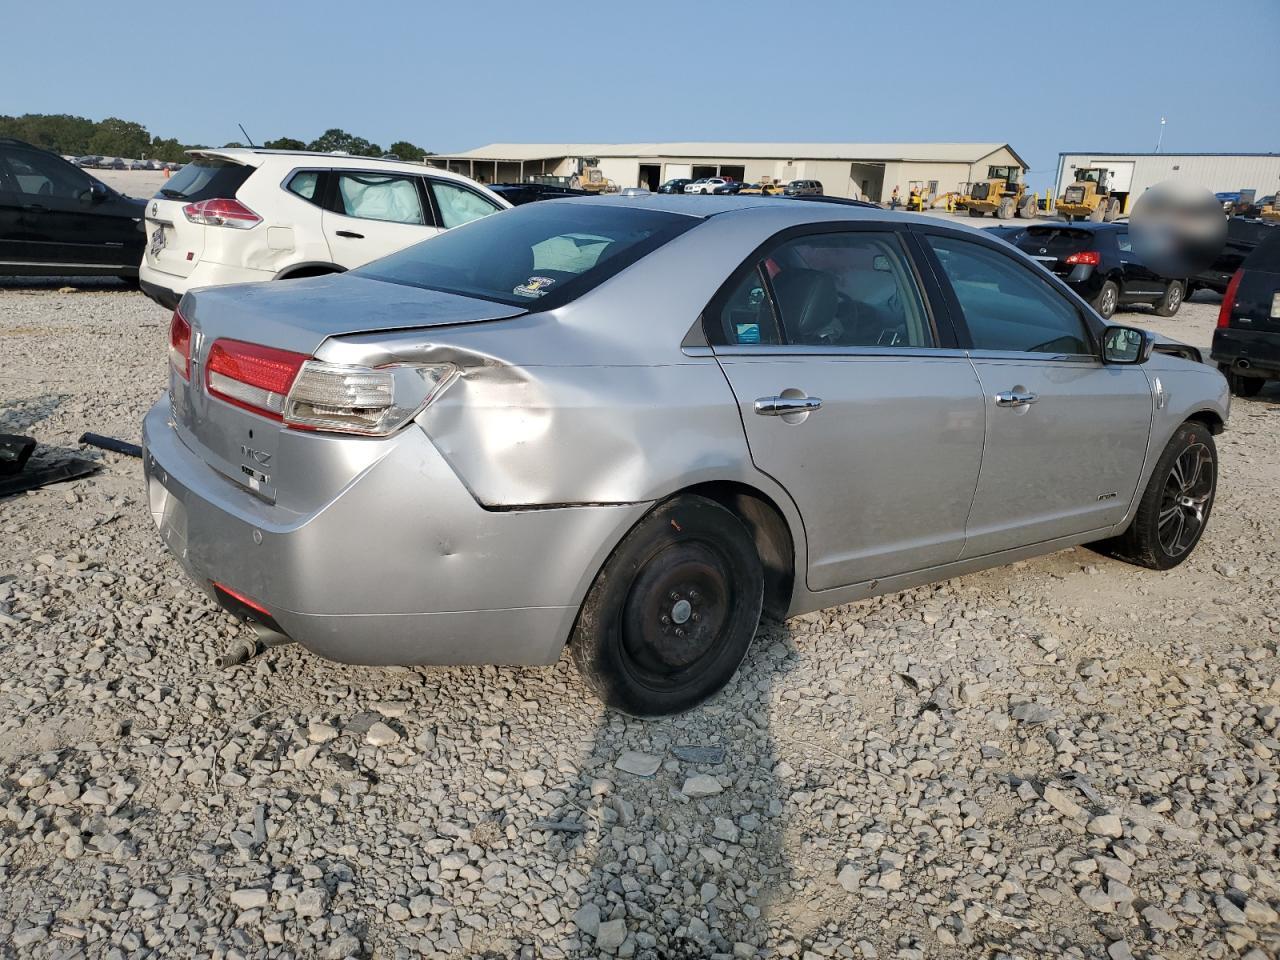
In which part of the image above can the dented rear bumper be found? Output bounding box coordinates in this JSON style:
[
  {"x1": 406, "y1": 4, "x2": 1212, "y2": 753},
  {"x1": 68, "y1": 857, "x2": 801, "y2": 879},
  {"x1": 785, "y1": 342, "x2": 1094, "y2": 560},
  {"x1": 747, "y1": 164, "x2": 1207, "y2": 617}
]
[{"x1": 141, "y1": 400, "x2": 649, "y2": 666}]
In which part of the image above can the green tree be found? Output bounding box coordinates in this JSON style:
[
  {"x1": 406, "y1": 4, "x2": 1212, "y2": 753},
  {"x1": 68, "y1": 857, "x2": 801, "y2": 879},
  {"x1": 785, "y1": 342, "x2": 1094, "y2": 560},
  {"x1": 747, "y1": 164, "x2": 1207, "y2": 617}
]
[
  {"x1": 0, "y1": 113, "x2": 99, "y2": 155},
  {"x1": 88, "y1": 117, "x2": 153, "y2": 158},
  {"x1": 387, "y1": 140, "x2": 432, "y2": 162},
  {"x1": 307, "y1": 128, "x2": 382, "y2": 157},
  {"x1": 264, "y1": 136, "x2": 306, "y2": 150}
]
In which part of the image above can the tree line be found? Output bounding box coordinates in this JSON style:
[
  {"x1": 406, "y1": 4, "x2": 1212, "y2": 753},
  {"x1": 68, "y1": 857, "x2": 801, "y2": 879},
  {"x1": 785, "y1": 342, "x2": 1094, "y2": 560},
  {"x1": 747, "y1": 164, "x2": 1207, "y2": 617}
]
[{"x1": 0, "y1": 114, "x2": 432, "y2": 163}]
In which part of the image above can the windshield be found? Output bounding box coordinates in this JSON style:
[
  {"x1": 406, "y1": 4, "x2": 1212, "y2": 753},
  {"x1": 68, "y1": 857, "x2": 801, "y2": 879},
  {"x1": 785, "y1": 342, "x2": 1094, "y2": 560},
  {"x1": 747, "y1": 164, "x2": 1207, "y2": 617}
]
[
  {"x1": 357, "y1": 201, "x2": 700, "y2": 308},
  {"x1": 157, "y1": 157, "x2": 252, "y2": 201}
]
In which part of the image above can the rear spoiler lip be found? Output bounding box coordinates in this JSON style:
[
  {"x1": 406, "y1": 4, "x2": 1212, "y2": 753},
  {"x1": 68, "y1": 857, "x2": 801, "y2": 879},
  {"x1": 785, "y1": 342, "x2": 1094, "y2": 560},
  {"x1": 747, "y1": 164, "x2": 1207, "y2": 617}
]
[{"x1": 182, "y1": 149, "x2": 261, "y2": 168}]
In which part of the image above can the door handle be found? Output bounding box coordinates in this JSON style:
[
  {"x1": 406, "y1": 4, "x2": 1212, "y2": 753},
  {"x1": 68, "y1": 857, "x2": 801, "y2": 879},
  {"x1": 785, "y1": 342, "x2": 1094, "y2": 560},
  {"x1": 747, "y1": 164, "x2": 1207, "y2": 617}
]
[
  {"x1": 994, "y1": 390, "x2": 1038, "y2": 407},
  {"x1": 335, "y1": 230, "x2": 364, "y2": 239},
  {"x1": 754, "y1": 395, "x2": 823, "y2": 416},
  {"x1": 21, "y1": 203, "x2": 46, "y2": 212}
]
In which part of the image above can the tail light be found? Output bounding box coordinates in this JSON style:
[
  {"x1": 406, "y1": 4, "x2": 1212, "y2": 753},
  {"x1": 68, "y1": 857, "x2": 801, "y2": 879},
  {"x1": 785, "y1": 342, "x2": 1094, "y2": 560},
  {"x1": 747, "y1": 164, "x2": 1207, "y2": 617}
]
[
  {"x1": 168, "y1": 308, "x2": 191, "y2": 380},
  {"x1": 1064, "y1": 250, "x2": 1101, "y2": 266},
  {"x1": 183, "y1": 198, "x2": 261, "y2": 229},
  {"x1": 204, "y1": 338, "x2": 455, "y2": 435},
  {"x1": 1218, "y1": 268, "x2": 1243, "y2": 328}
]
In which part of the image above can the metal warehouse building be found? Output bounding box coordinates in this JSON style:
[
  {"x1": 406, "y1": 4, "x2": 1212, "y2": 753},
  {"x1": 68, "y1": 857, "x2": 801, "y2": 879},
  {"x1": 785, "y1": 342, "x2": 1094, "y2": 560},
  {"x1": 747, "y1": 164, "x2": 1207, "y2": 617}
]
[
  {"x1": 1056, "y1": 152, "x2": 1280, "y2": 212},
  {"x1": 428, "y1": 142, "x2": 1027, "y2": 202}
]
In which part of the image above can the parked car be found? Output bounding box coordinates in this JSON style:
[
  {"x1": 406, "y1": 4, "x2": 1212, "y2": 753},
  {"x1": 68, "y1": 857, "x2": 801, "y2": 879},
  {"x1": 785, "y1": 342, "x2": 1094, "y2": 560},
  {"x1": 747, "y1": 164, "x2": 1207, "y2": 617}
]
[
  {"x1": 0, "y1": 138, "x2": 145, "y2": 278},
  {"x1": 78, "y1": 155, "x2": 101, "y2": 168},
  {"x1": 713, "y1": 181, "x2": 744, "y2": 195},
  {"x1": 784, "y1": 180, "x2": 823, "y2": 196},
  {"x1": 486, "y1": 182, "x2": 590, "y2": 205},
  {"x1": 1211, "y1": 227, "x2": 1280, "y2": 397},
  {"x1": 686, "y1": 177, "x2": 730, "y2": 194},
  {"x1": 143, "y1": 195, "x2": 1228, "y2": 716},
  {"x1": 658, "y1": 178, "x2": 693, "y2": 194},
  {"x1": 739, "y1": 182, "x2": 784, "y2": 196},
  {"x1": 1190, "y1": 217, "x2": 1278, "y2": 295},
  {"x1": 129, "y1": 159, "x2": 148, "y2": 171},
  {"x1": 138, "y1": 148, "x2": 509, "y2": 309},
  {"x1": 1001, "y1": 221, "x2": 1186, "y2": 319},
  {"x1": 108, "y1": 158, "x2": 127, "y2": 170},
  {"x1": 145, "y1": 158, "x2": 165, "y2": 171}
]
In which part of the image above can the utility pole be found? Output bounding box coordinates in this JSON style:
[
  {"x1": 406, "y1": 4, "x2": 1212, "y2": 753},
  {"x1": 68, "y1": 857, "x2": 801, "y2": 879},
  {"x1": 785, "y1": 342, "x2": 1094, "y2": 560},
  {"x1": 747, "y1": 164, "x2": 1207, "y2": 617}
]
[{"x1": 1154, "y1": 117, "x2": 1166, "y2": 153}]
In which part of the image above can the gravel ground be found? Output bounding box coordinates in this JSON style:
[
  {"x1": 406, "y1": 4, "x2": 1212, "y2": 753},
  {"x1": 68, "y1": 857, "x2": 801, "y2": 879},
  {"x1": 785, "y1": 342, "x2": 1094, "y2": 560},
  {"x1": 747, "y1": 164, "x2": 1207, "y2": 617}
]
[{"x1": 1, "y1": 276, "x2": 1278, "y2": 960}]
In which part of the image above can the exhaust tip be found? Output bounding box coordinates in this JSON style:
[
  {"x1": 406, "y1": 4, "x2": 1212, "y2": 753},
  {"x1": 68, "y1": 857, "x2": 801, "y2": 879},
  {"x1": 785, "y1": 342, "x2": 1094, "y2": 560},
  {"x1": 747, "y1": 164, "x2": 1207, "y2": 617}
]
[{"x1": 1236, "y1": 359, "x2": 1251, "y2": 369}]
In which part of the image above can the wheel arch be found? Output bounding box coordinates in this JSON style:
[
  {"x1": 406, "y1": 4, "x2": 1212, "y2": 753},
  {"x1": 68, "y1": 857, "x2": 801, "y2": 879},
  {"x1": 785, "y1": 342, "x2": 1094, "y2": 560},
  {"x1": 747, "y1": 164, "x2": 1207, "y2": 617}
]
[
  {"x1": 273, "y1": 261, "x2": 346, "y2": 280},
  {"x1": 1184, "y1": 408, "x2": 1226, "y2": 436}
]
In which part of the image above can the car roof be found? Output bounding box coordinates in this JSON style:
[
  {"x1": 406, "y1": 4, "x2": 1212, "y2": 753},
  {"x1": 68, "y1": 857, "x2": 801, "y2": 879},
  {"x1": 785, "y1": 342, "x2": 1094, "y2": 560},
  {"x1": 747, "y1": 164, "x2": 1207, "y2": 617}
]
[
  {"x1": 551, "y1": 193, "x2": 953, "y2": 228},
  {"x1": 186, "y1": 147, "x2": 474, "y2": 180}
]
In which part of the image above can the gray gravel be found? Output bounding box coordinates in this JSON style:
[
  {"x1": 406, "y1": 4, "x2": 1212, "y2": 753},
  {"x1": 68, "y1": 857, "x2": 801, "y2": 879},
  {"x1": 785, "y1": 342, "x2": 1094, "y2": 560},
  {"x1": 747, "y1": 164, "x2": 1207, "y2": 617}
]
[{"x1": 1, "y1": 281, "x2": 1278, "y2": 960}]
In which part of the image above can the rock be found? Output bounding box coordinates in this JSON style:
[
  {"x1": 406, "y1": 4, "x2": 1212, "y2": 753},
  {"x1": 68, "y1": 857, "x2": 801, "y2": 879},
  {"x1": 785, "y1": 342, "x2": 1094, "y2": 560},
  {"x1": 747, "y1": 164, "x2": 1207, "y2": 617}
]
[
  {"x1": 596, "y1": 918, "x2": 626, "y2": 950},
  {"x1": 712, "y1": 817, "x2": 740, "y2": 843},
  {"x1": 681, "y1": 774, "x2": 723, "y2": 798},
  {"x1": 1042, "y1": 784, "x2": 1083, "y2": 819},
  {"x1": 573, "y1": 902, "x2": 601, "y2": 937},
  {"x1": 295, "y1": 886, "x2": 329, "y2": 919},
  {"x1": 837, "y1": 864, "x2": 861, "y2": 893},
  {"x1": 129, "y1": 888, "x2": 162, "y2": 909},
  {"x1": 1087, "y1": 814, "x2": 1124, "y2": 838},
  {"x1": 614, "y1": 750, "x2": 662, "y2": 777},
  {"x1": 366, "y1": 721, "x2": 400, "y2": 746},
  {"x1": 672, "y1": 744, "x2": 726, "y2": 764},
  {"x1": 308, "y1": 721, "x2": 338, "y2": 743},
  {"x1": 229, "y1": 888, "x2": 269, "y2": 910},
  {"x1": 1142, "y1": 905, "x2": 1177, "y2": 931},
  {"x1": 1011, "y1": 701, "x2": 1059, "y2": 724}
]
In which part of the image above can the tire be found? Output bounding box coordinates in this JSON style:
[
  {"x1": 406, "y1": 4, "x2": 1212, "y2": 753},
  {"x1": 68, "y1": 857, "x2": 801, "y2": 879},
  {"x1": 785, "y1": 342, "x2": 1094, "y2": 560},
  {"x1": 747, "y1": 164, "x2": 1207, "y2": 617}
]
[
  {"x1": 570, "y1": 496, "x2": 764, "y2": 717},
  {"x1": 1093, "y1": 280, "x2": 1119, "y2": 320},
  {"x1": 1103, "y1": 421, "x2": 1216, "y2": 570},
  {"x1": 1103, "y1": 198, "x2": 1121, "y2": 222},
  {"x1": 1153, "y1": 280, "x2": 1184, "y2": 317},
  {"x1": 1017, "y1": 195, "x2": 1038, "y2": 219},
  {"x1": 997, "y1": 197, "x2": 1015, "y2": 219},
  {"x1": 1088, "y1": 203, "x2": 1106, "y2": 222},
  {"x1": 968, "y1": 207, "x2": 985, "y2": 218},
  {"x1": 1220, "y1": 364, "x2": 1266, "y2": 397}
]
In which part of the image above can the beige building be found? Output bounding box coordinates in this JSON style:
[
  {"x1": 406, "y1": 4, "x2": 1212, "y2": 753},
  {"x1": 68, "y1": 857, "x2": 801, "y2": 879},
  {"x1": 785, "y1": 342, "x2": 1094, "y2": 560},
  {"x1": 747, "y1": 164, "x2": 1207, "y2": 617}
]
[{"x1": 427, "y1": 142, "x2": 1027, "y2": 202}]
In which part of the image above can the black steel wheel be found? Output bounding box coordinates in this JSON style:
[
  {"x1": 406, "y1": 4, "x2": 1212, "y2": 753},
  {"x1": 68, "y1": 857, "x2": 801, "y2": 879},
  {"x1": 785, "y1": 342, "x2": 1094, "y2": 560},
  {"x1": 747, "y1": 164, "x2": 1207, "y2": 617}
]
[
  {"x1": 571, "y1": 496, "x2": 764, "y2": 716},
  {"x1": 1100, "y1": 420, "x2": 1217, "y2": 570}
]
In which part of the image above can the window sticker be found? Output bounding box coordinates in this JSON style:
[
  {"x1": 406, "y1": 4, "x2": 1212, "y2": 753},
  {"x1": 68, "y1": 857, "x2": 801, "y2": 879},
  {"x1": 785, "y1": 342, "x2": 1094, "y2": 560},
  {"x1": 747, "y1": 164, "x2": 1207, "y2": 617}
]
[
  {"x1": 514, "y1": 276, "x2": 556, "y2": 298},
  {"x1": 736, "y1": 323, "x2": 761, "y2": 344}
]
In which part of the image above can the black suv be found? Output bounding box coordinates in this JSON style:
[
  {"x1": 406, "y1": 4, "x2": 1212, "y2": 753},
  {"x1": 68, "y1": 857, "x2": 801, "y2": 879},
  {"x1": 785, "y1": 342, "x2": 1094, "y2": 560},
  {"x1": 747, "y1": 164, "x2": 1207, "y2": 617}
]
[
  {"x1": 0, "y1": 138, "x2": 145, "y2": 278},
  {"x1": 486, "y1": 182, "x2": 590, "y2": 205},
  {"x1": 1211, "y1": 228, "x2": 1280, "y2": 397},
  {"x1": 1191, "y1": 217, "x2": 1278, "y2": 296},
  {"x1": 997, "y1": 221, "x2": 1186, "y2": 319}
]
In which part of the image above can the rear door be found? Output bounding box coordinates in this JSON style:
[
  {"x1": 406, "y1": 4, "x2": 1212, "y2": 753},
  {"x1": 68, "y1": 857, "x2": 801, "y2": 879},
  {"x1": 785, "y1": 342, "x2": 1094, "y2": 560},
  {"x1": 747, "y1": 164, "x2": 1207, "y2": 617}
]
[
  {"x1": 708, "y1": 225, "x2": 986, "y2": 590},
  {"x1": 425, "y1": 178, "x2": 504, "y2": 230},
  {"x1": 323, "y1": 170, "x2": 439, "y2": 267},
  {"x1": 1113, "y1": 226, "x2": 1167, "y2": 301},
  {"x1": 920, "y1": 231, "x2": 1152, "y2": 556}
]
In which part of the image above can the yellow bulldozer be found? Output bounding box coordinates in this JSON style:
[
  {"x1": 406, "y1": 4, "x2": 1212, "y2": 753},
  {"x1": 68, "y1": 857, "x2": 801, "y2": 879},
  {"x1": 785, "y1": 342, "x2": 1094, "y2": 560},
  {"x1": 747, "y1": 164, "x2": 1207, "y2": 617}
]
[
  {"x1": 569, "y1": 160, "x2": 618, "y2": 194},
  {"x1": 963, "y1": 165, "x2": 1038, "y2": 220},
  {"x1": 1057, "y1": 167, "x2": 1122, "y2": 222}
]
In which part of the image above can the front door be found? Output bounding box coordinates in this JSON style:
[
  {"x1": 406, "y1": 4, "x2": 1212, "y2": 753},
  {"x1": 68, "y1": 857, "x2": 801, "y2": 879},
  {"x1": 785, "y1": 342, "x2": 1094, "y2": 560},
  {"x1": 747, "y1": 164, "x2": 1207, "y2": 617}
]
[
  {"x1": 708, "y1": 227, "x2": 986, "y2": 591},
  {"x1": 322, "y1": 170, "x2": 439, "y2": 269},
  {"x1": 921, "y1": 232, "x2": 1153, "y2": 556}
]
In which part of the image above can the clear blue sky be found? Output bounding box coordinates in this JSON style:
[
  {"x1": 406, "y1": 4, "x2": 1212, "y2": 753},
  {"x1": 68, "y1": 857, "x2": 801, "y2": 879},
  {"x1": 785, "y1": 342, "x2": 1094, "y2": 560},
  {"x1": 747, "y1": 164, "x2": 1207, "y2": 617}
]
[{"x1": 4, "y1": 0, "x2": 1277, "y2": 189}]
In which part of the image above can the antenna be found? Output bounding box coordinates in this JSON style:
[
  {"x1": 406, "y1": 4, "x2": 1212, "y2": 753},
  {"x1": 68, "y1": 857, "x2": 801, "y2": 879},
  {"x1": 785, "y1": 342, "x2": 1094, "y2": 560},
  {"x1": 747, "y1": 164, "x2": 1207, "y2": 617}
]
[
  {"x1": 1154, "y1": 117, "x2": 1166, "y2": 154},
  {"x1": 238, "y1": 123, "x2": 257, "y2": 148}
]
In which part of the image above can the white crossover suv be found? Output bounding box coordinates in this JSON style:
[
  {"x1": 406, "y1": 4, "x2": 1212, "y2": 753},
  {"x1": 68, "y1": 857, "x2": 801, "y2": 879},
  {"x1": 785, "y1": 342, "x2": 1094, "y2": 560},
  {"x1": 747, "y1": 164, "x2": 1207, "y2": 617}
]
[{"x1": 138, "y1": 149, "x2": 508, "y2": 308}]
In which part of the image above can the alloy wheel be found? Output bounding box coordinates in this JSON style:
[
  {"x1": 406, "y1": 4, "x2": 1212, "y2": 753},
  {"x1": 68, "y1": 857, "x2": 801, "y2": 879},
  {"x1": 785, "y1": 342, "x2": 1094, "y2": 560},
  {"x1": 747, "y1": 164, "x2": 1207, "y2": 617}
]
[{"x1": 1158, "y1": 442, "x2": 1213, "y2": 557}]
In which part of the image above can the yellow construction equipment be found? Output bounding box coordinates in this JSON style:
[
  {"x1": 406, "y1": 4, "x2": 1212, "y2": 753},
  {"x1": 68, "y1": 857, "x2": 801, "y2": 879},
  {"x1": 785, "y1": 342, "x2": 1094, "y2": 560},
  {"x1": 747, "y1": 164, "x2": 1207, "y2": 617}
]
[
  {"x1": 741, "y1": 176, "x2": 784, "y2": 196},
  {"x1": 963, "y1": 165, "x2": 1038, "y2": 220},
  {"x1": 570, "y1": 161, "x2": 617, "y2": 194},
  {"x1": 1261, "y1": 198, "x2": 1280, "y2": 223},
  {"x1": 1057, "y1": 167, "x2": 1122, "y2": 222}
]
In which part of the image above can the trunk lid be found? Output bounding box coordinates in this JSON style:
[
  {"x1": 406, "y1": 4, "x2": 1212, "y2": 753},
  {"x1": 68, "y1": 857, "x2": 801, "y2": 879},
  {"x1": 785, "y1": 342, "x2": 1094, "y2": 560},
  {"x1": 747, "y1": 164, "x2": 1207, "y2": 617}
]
[
  {"x1": 1013, "y1": 226, "x2": 1096, "y2": 273},
  {"x1": 172, "y1": 274, "x2": 527, "y2": 503},
  {"x1": 1232, "y1": 231, "x2": 1280, "y2": 333},
  {"x1": 144, "y1": 154, "x2": 256, "y2": 279}
]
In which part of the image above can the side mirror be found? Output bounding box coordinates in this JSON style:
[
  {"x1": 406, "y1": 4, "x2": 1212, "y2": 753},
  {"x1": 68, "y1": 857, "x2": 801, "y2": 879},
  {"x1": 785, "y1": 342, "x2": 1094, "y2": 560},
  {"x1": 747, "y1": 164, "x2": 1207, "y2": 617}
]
[
  {"x1": 82, "y1": 180, "x2": 109, "y2": 205},
  {"x1": 1102, "y1": 325, "x2": 1154, "y2": 364}
]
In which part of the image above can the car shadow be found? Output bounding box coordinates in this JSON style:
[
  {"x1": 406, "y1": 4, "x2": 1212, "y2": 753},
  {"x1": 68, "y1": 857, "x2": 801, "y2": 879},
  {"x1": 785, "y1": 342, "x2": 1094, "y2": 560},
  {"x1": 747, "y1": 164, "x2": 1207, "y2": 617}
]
[{"x1": 551, "y1": 617, "x2": 800, "y2": 958}]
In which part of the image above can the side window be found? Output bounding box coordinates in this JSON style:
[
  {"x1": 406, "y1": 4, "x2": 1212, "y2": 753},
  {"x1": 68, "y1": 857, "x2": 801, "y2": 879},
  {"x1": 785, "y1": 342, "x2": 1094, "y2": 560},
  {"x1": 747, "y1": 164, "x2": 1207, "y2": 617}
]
[
  {"x1": 1116, "y1": 231, "x2": 1133, "y2": 254},
  {"x1": 286, "y1": 171, "x2": 322, "y2": 204},
  {"x1": 717, "y1": 266, "x2": 782, "y2": 345},
  {"x1": 430, "y1": 180, "x2": 501, "y2": 229},
  {"x1": 4, "y1": 149, "x2": 89, "y2": 200},
  {"x1": 926, "y1": 235, "x2": 1092, "y2": 356},
  {"x1": 766, "y1": 231, "x2": 932, "y2": 347},
  {"x1": 334, "y1": 173, "x2": 425, "y2": 225}
]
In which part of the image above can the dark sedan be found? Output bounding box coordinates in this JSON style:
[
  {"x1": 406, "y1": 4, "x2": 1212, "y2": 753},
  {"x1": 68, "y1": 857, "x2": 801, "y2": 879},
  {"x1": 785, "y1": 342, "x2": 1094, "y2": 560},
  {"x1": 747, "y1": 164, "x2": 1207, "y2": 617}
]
[
  {"x1": 0, "y1": 138, "x2": 145, "y2": 279},
  {"x1": 658, "y1": 178, "x2": 693, "y2": 194},
  {"x1": 485, "y1": 182, "x2": 591, "y2": 206},
  {"x1": 998, "y1": 222, "x2": 1186, "y2": 319}
]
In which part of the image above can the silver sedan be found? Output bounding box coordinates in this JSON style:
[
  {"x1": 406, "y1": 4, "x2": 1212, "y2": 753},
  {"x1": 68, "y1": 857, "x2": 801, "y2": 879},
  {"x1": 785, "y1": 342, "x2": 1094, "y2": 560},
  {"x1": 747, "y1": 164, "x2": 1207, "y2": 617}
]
[{"x1": 142, "y1": 196, "x2": 1230, "y2": 715}]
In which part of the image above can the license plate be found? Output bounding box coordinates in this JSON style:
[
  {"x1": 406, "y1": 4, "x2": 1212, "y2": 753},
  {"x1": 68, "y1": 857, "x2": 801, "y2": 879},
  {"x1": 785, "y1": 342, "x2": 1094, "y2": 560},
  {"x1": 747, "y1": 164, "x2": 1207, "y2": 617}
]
[{"x1": 149, "y1": 225, "x2": 166, "y2": 258}]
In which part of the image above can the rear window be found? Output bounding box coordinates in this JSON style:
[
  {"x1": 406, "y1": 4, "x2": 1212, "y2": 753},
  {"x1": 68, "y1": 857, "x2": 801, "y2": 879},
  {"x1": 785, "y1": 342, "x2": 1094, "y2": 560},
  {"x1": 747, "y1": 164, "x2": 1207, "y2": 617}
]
[
  {"x1": 1014, "y1": 227, "x2": 1098, "y2": 256},
  {"x1": 156, "y1": 158, "x2": 253, "y2": 202},
  {"x1": 357, "y1": 202, "x2": 699, "y2": 308}
]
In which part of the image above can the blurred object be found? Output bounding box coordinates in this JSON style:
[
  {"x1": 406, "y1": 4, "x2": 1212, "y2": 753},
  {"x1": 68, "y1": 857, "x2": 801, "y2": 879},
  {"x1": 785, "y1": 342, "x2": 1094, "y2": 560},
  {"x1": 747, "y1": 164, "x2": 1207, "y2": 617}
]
[
  {"x1": 1130, "y1": 181, "x2": 1228, "y2": 278},
  {"x1": 0, "y1": 453, "x2": 99, "y2": 498}
]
